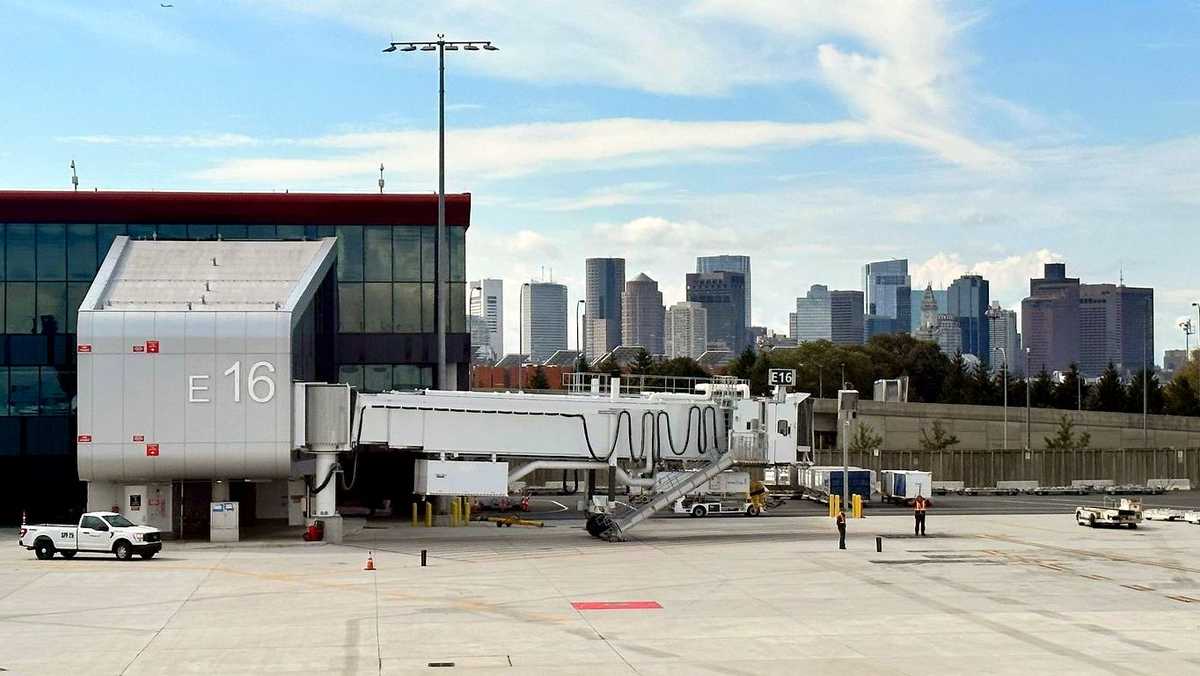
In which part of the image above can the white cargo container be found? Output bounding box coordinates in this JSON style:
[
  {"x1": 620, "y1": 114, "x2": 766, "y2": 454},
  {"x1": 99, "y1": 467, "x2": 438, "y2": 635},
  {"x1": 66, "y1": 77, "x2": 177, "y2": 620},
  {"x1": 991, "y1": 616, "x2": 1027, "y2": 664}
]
[
  {"x1": 414, "y1": 460, "x2": 510, "y2": 496},
  {"x1": 655, "y1": 470, "x2": 750, "y2": 497},
  {"x1": 880, "y1": 470, "x2": 932, "y2": 504}
]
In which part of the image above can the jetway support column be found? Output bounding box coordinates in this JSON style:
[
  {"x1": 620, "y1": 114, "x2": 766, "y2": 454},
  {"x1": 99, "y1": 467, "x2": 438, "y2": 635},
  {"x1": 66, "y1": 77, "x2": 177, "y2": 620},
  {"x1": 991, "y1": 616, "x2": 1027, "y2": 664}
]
[{"x1": 311, "y1": 449, "x2": 343, "y2": 543}]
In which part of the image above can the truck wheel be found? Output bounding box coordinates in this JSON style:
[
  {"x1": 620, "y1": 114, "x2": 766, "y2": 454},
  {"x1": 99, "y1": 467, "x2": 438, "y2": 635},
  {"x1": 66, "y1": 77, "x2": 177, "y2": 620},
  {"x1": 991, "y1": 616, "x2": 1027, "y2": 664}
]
[
  {"x1": 114, "y1": 541, "x2": 133, "y2": 561},
  {"x1": 60, "y1": 551, "x2": 77, "y2": 559},
  {"x1": 691, "y1": 505, "x2": 707, "y2": 518},
  {"x1": 140, "y1": 551, "x2": 157, "y2": 559},
  {"x1": 34, "y1": 539, "x2": 55, "y2": 560},
  {"x1": 1088, "y1": 514, "x2": 1096, "y2": 528},
  {"x1": 1128, "y1": 523, "x2": 1138, "y2": 530},
  {"x1": 746, "y1": 505, "x2": 761, "y2": 517}
]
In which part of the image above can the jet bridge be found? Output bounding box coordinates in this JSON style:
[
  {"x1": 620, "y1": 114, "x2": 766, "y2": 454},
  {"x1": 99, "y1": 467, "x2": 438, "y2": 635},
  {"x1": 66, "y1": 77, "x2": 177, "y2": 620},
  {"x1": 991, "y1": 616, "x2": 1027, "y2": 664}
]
[{"x1": 294, "y1": 377, "x2": 809, "y2": 541}]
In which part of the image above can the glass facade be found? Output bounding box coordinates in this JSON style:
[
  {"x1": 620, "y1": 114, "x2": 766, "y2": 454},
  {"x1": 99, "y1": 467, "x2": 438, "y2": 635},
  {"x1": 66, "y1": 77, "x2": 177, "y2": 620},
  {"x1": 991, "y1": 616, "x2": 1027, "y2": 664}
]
[{"x1": 0, "y1": 220, "x2": 466, "y2": 523}]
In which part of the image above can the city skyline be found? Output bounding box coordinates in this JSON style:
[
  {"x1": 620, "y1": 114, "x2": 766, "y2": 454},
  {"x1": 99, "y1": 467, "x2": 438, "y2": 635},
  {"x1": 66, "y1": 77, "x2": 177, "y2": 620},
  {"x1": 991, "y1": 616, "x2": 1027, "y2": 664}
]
[{"x1": 3, "y1": 2, "x2": 1197, "y2": 359}]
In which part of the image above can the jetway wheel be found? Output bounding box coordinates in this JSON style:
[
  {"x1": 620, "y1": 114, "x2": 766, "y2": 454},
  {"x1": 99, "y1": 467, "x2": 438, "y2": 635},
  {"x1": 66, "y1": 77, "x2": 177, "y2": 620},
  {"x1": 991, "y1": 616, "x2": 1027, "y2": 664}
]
[{"x1": 586, "y1": 514, "x2": 612, "y2": 538}]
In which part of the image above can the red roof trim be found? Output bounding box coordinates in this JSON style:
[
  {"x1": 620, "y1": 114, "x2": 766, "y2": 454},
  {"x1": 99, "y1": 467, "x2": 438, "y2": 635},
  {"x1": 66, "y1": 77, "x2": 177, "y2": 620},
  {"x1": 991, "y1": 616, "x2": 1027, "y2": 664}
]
[{"x1": 0, "y1": 191, "x2": 471, "y2": 227}]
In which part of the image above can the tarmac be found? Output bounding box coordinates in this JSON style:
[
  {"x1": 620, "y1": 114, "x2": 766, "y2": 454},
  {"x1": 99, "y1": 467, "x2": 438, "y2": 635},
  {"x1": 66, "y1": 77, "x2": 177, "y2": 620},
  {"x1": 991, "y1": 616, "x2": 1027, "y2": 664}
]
[{"x1": 3, "y1": 509, "x2": 1200, "y2": 675}]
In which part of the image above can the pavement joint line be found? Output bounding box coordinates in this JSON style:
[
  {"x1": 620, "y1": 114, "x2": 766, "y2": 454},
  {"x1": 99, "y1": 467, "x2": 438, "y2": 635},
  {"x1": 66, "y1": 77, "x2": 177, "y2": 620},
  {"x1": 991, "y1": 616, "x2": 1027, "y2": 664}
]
[{"x1": 118, "y1": 547, "x2": 229, "y2": 676}]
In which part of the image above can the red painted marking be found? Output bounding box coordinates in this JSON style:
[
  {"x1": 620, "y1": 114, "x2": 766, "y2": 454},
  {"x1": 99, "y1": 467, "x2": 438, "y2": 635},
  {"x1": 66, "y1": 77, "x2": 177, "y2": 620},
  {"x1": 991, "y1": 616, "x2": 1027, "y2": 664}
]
[
  {"x1": 77, "y1": 344, "x2": 92, "y2": 353},
  {"x1": 132, "y1": 435, "x2": 145, "y2": 442},
  {"x1": 146, "y1": 444, "x2": 160, "y2": 457},
  {"x1": 132, "y1": 345, "x2": 145, "y2": 353},
  {"x1": 146, "y1": 340, "x2": 159, "y2": 353},
  {"x1": 77, "y1": 434, "x2": 92, "y2": 443},
  {"x1": 571, "y1": 601, "x2": 661, "y2": 610}
]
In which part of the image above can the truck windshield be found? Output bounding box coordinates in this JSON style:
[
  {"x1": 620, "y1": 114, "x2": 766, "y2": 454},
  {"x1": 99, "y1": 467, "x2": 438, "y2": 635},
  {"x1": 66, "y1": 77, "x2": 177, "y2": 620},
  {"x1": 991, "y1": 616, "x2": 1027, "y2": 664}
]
[{"x1": 104, "y1": 515, "x2": 134, "y2": 527}]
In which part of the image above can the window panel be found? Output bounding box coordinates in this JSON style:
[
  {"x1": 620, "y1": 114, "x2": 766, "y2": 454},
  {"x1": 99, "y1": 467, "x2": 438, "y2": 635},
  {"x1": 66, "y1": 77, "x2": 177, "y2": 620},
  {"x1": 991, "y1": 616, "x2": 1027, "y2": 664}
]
[
  {"x1": 0, "y1": 370, "x2": 7, "y2": 416},
  {"x1": 67, "y1": 282, "x2": 89, "y2": 333},
  {"x1": 337, "y1": 364, "x2": 364, "y2": 390},
  {"x1": 36, "y1": 283, "x2": 67, "y2": 335},
  {"x1": 28, "y1": 417, "x2": 70, "y2": 454},
  {"x1": 392, "y1": 228, "x2": 421, "y2": 281},
  {"x1": 6, "y1": 283, "x2": 36, "y2": 334},
  {"x1": 364, "y1": 226, "x2": 392, "y2": 281},
  {"x1": 336, "y1": 226, "x2": 363, "y2": 281},
  {"x1": 6, "y1": 224, "x2": 35, "y2": 281},
  {"x1": 420, "y1": 226, "x2": 435, "y2": 282},
  {"x1": 127, "y1": 225, "x2": 157, "y2": 240},
  {"x1": 35, "y1": 225, "x2": 66, "y2": 281},
  {"x1": 450, "y1": 226, "x2": 466, "y2": 282},
  {"x1": 363, "y1": 283, "x2": 392, "y2": 333},
  {"x1": 157, "y1": 224, "x2": 188, "y2": 239},
  {"x1": 218, "y1": 224, "x2": 247, "y2": 240},
  {"x1": 277, "y1": 225, "x2": 305, "y2": 240},
  {"x1": 364, "y1": 364, "x2": 392, "y2": 393},
  {"x1": 449, "y1": 282, "x2": 466, "y2": 333},
  {"x1": 97, "y1": 225, "x2": 126, "y2": 257},
  {"x1": 393, "y1": 365, "x2": 432, "y2": 390},
  {"x1": 187, "y1": 224, "x2": 217, "y2": 240},
  {"x1": 9, "y1": 366, "x2": 38, "y2": 415},
  {"x1": 8, "y1": 336, "x2": 47, "y2": 365},
  {"x1": 246, "y1": 225, "x2": 276, "y2": 239},
  {"x1": 0, "y1": 226, "x2": 5, "y2": 280},
  {"x1": 421, "y1": 283, "x2": 434, "y2": 332},
  {"x1": 40, "y1": 367, "x2": 70, "y2": 415},
  {"x1": 0, "y1": 418, "x2": 18, "y2": 452},
  {"x1": 393, "y1": 283, "x2": 421, "y2": 333},
  {"x1": 66, "y1": 224, "x2": 97, "y2": 280},
  {"x1": 337, "y1": 283, "x2": 364, "y2": 333}
]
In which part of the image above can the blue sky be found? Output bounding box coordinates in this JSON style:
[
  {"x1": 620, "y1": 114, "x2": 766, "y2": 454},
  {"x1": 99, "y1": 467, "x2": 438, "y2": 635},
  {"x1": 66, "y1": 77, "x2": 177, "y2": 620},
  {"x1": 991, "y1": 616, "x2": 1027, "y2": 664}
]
[{"x1": 2, "y1": 1, "x2": 1199, "y2": 359}]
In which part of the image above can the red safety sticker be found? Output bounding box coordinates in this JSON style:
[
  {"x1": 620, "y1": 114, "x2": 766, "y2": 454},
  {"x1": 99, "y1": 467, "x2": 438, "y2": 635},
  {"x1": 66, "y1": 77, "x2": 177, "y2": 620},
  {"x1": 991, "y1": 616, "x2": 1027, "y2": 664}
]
[
  {"x1": 78, "y1": 344, "x2": 93, "y2": 353},
  {"x1": 132, "y1": 435, "x2": 144, "y2": 442},
  {"x1": 132, "y1": 345, "x2": 145, "y2": 353},
  {"x1": 146, "y1": 444, "x2": 160, "y2": 457},
  {"x1": 77, "y1": 434, "x2": 92, "y2": 443},
  {"x1": 571, "y1": 601, "x2": 662, "y2": 610},
  {"x1": 146, "y1": 340, "x2": 159, "y2": 353}
]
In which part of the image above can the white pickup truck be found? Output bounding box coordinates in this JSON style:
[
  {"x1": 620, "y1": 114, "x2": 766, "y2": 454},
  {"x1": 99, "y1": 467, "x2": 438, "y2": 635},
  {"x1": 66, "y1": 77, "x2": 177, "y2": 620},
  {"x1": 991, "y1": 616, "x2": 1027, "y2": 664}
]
[{"x1": 18, "y1": 512, "x2": 163, "y2": 560}]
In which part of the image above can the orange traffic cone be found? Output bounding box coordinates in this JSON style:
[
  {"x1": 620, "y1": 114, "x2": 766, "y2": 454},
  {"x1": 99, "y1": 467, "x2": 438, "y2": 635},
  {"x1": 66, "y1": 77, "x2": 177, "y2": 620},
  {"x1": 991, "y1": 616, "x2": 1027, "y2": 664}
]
[{"x1": 364, "y1": 551, "x2": 376, "y2": 571}]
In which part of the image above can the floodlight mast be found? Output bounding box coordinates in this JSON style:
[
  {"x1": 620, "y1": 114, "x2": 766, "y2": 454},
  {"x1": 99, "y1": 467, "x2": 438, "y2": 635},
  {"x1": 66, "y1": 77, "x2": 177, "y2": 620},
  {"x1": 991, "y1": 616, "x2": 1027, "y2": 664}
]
[{"x1": 382, "y1": 35, "x2": 498, "y2": 390}]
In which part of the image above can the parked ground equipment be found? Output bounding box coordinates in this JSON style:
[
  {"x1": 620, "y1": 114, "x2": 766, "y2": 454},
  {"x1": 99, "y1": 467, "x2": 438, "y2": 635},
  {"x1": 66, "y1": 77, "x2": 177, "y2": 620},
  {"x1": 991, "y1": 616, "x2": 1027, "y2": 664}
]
[
  {"x1": 880, "y1": 470, "x2": 932, "y2": 505},
  {"x1": 1075, "y1": 497, "x2": 1143, "y2": 528}
]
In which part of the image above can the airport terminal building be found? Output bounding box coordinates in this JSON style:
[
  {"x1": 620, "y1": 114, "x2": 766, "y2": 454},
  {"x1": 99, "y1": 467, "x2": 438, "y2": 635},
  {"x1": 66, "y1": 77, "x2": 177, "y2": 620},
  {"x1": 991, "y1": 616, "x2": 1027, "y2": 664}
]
[{"x1": 0, "y1": 191, "x2": 471, "y2": 529}]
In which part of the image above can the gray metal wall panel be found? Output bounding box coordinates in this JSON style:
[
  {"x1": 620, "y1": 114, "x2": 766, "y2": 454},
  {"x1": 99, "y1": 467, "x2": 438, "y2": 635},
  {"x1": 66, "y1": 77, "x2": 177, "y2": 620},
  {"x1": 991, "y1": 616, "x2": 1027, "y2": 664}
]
[
  {"x1": 123, "y1": 354, "x2": 154, "y2": 444},
  {"x1": 215, "y1": 313, "x2": 247, "y2": 355},
  {"x1": 184, "y1": 353, "x2": 217, "y2": 443},
  {"x1": 92, "y1": 354, "x2": 125, "y2": 443},
  {"x1": 156, "y1": 312, "x2": 187, "y2": 354},
  {"x1": 153, "y1": 354, "x2": 187, "y2": 442},
  {"x1": 91, "y1": 443, "x2": 123, "y2": 480},
  {"x1": 91, "y1": 312, "x2": 125, "y2": 354},
  {"x1": 186, "y1": 312, "x2": 216, "y2": 354},
  {"x1": 214, "y1": 352, "x2": 248, "y2": 443},
  {"x1": 245, "y1": 312, "x2": 276, "y2": 354},
  {"x1": 124, "y1": 312, "x2": 156, "y2": 349},
  {"x1": 184, "y1": 442, "x2": 216, "y2": 479}
]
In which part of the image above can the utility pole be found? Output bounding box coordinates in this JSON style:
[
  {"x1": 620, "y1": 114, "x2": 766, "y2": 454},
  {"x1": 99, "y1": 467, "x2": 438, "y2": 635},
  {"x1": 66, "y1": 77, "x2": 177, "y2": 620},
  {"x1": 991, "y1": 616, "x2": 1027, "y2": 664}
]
[
  {"x1": 996, "y1": 347, "x2": 1008, "y2": 450},
  {"x1": 576, "y1": 299, "x2": 586, "y2": 362},
  {"x1": 1024, "y1": 347, "x2": 1031, "y2": 452},
  {"x1": 383, "y1": 35, "x2": 498, "y2": 390}
]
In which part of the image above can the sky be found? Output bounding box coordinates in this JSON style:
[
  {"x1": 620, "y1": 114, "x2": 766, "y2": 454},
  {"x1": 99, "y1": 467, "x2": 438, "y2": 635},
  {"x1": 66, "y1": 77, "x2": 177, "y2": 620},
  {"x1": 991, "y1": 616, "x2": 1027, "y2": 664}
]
[{"x1": 2, "y1": 1, "x2": 1199, "y2": 361}]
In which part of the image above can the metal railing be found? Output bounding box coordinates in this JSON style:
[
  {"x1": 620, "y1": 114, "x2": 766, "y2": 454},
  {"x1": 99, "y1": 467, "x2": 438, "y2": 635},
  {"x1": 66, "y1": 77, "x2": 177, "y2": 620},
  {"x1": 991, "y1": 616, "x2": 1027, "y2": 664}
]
[{"x1": 561, "y1": 371, "x2": 747, "y2": 396}]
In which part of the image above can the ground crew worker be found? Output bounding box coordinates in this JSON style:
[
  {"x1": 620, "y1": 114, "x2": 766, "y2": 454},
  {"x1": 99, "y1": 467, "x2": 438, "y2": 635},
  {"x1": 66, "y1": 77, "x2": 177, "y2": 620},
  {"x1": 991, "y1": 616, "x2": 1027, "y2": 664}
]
[
  {"x1": 913, "y1": 494, "x2": 928, "y2": 536},
  {"x1": 835, "y1": 509, "x2": 847, "y2": 549}
]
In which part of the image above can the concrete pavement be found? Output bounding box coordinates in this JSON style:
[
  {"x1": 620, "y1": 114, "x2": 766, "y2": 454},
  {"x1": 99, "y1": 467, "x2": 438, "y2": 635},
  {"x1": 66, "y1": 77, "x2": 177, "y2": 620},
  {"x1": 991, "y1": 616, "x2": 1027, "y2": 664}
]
[{"x1": 3, "y1": 513, "x2": 1200, "y2": 675}]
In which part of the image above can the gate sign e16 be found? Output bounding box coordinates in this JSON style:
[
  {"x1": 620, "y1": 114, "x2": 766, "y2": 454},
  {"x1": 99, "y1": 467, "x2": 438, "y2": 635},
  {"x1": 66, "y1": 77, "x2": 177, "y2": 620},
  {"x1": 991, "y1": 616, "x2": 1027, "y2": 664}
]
[{"x1": 768, "y1": 369, "x2": 796, "y2": 387}]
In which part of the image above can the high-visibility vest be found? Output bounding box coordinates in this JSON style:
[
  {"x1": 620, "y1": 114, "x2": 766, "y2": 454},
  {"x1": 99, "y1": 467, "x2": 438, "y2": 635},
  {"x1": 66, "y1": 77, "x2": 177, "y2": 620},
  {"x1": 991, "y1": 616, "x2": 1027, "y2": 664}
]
[
  {"x1": 914, "y1": 498, "x2": 927, "y2": 513},
  {"x1": 836, "y1": 513, "x2": 846, "y2": 525}
]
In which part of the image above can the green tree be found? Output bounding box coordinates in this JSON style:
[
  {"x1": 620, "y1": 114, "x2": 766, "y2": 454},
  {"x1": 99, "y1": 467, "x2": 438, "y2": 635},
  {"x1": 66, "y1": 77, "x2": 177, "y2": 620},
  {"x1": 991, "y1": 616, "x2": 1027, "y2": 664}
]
[
  {"x1": 1043, "y1": 415, "x2": 1091, "y2": 449},
  {"x1": 847, "y1": 422, "x2": 884, "y2": 453},
  {"x1": 919, "y1": 421, "x2": 960, "y2": 451},
  {"x1": 528, "y1": 366, "x2": 550, "y2": 390},
  {"x1": 629, "y1": 348, "x2": 654, "y2": 375},
  {"x1": 1030, "y1": 368, "x2": 1055, "y2": 408},
  {"x1": 573, "y1": 354, "x2": 589, "y2": 373},
  {"x1": 967, "y1": 363, "x2": 998, "y2": 405},
  {"x1": 594, "y1": 357, "x2": 621, "y2": 377},
  {"x1": 940, "y1": 353, "x2": 970, "y2": 404},
  {"x1": 1164, "y1": 374, "x2": 1200, "y2": 416},
  {"x1": 654, "y1": 357, "x2": 709, "y2": 379},
  {"x1": 1087, "y1": 362, "x2": 1126, "y2": 412},
  {"x1": 1124, "y1": 368, "x2": 1164, "y2": 415},
  {"x1": 1053, "y1": 363, "x2": 1087, "y2": 410},
  {"x1": 727, "y1": 346, "x2": 757, "y2": 381}
]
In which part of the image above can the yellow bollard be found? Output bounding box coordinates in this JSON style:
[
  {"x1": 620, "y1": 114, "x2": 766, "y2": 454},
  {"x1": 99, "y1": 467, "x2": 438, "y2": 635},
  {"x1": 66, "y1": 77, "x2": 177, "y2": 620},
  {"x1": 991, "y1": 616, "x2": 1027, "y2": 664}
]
[
  {"x1": 424, "y1": 501, "x2": 433, "y2": 528},
  {"x1": 450, "y1": 499, "x2": 459, "y2": 527},
  {"x1": 411, "y1": 502, "x2": 418, "y2": 527},
  {"x1": 463, "y1": 497, "x2": 471, "y2": 525},
  {"x1": 829, "y1": 494, "x2": 840, "y2": 518},
  {"x1": 852, "y1": 494, "x2": 863, "y2": 519}
]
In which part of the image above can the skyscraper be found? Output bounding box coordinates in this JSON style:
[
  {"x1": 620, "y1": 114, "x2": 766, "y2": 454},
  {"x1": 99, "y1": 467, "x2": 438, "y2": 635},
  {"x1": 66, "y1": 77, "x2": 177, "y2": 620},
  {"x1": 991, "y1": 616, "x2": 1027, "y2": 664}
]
[
  {"x1": 789, "y1": 284, "x2": 832, "y2": 343},
  {"x1": 1079, "y1": 283, "x2": 1154, "y2": 377},
  {"x1": 914, "y1": 283, "x2": 960, "y2": 356},
  {"x1": 520, "y1": 281, "x2": 568, "y2": 363},
  {"x1": 468, "y1": 278, "x2": 503, "y2": 362},
  {"x1": 697, "y1": 255, "x2": 751, "y2": 326},
  {"x1": 986, "y1": 301, "x2": 1022, "y2": 375},
  {"x1": 686, "y1": 271, "x2": 747, "y2": 351},
  {"x1": 947, "y1": 274, "x2": 990, "y2": 360},
  {"x1": 584, "y1": 258, "x2": 625, "y2": 358},
  {"x1": 664, "y1": 301, "x2": 708, "y2": 359},
  {"x1": 863, "y1": 259, "x2": 911, "y2": 338},
  {"x1": 1022, "y1": 263, "x2": 1080, "y2": 374},
  {"x1": 910, "y1": 287, "x2": 947, "y2": 332},
  {"x1": 829, "y1": 290, "x2": 865, "y2": 346},
  {"x1": 621, "y1": 273, "x2": 665, "y2": 354}
]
